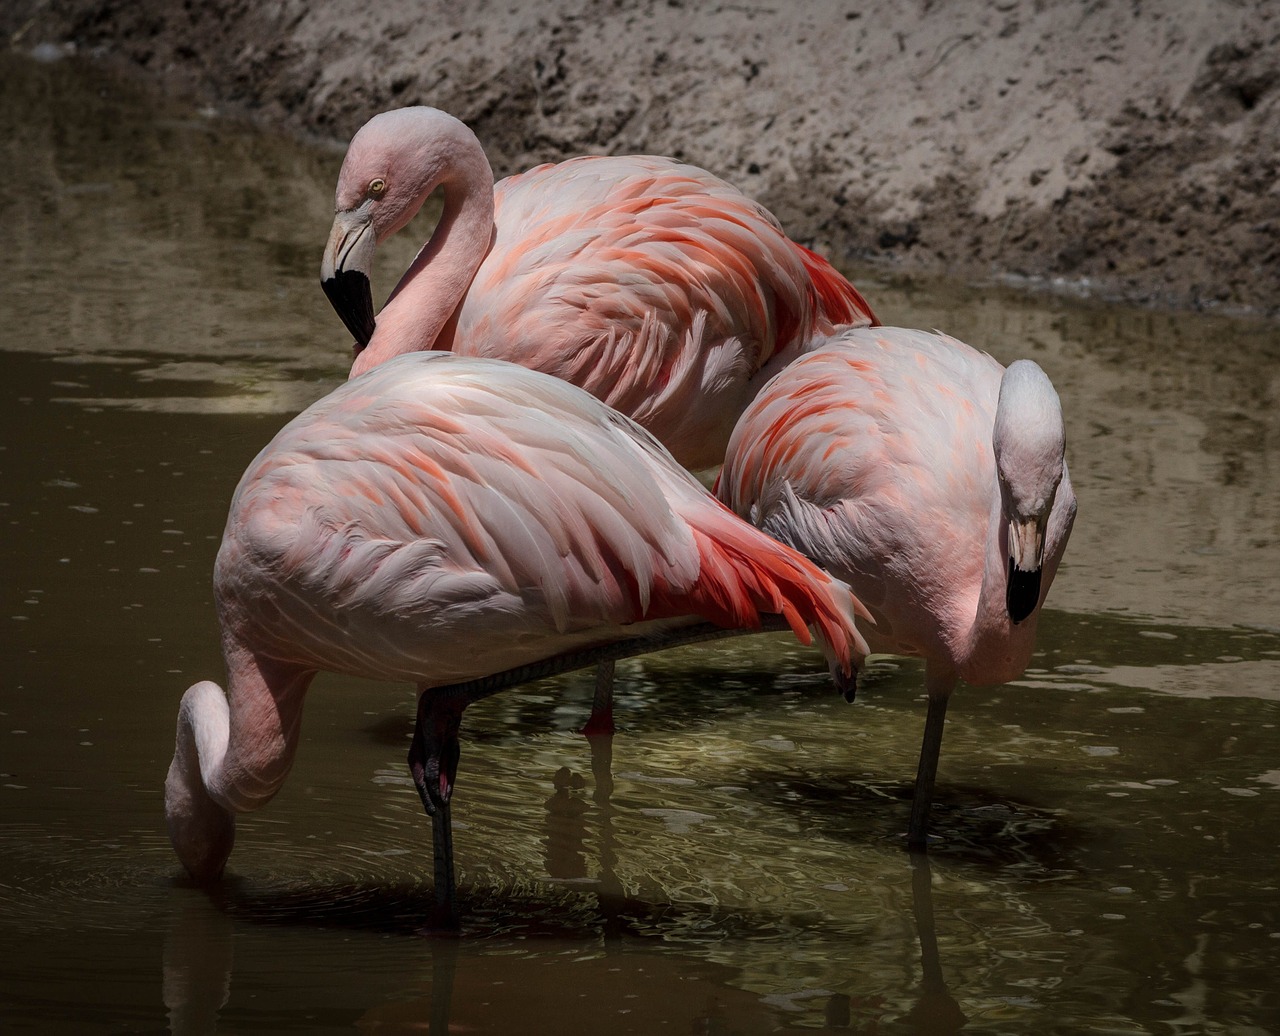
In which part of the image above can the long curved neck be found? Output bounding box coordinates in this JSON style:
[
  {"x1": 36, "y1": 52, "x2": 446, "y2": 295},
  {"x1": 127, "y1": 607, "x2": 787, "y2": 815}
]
[
  {"x1": 164, "y1": 646, "x2": 314, "y2": 880},
  {"x1": 352, "y1": 152, "x2": 495, "y2": 378},
  {"x1": 958, "y1": 487, "x2": 1039, "y2": 686}
]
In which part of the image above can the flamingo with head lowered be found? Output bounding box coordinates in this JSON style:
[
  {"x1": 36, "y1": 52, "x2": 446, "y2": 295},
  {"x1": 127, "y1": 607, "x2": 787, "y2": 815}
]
[
  {"x1": 319, "y1": 106, "x2": 877, "y2": 473},
  {"x1": 164, "y1": 351, "x2": 870, "y2": 927},
  {"x1": 717, "y1": 326, "x2": 1077, "y2": 848}
]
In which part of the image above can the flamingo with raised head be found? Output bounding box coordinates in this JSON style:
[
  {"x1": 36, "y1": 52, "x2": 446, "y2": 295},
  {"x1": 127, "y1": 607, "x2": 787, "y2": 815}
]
[
  {"x1": 319, "y1": 106, "x2": 877, "y2": 473},
  {"x1": 165, "y1": 352, "x2": 869, "y2": 926},
  {"x1": 716, "y1": 326, "x2": 1077, "y2": 847}
]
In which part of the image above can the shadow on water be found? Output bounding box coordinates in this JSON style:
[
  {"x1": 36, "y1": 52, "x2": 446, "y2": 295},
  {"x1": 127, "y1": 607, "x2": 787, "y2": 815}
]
[
  {"x1": 162, "y1": 806, "x2": 969, "y2": 1036},
  {"x1": 756, "y1": 770, "x2": 1077, "y2": 874},
  {"x1": 156, "y1": 706, "x2": 990, "y2": 1033}
]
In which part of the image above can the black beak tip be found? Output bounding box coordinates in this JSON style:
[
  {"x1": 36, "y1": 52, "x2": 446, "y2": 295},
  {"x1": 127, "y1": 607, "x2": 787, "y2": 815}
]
[
  {"x1": 321, "y1": 269, "x2": 376, "y2": 349},
  {"x1": 1006, "y1": 561, "x2": 1042, "y2": 625}
]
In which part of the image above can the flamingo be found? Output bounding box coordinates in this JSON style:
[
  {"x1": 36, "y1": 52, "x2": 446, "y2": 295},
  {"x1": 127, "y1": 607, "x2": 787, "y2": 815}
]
[
  {"x1": 164, "y1": 351, "x2": 869, "y2": 926},
  {"x1": 716, "y1": 326, "x2": 1077, "y2": 847},
  {"x1": 319, "y1": 105, "x2": 878, "y2": 473}
]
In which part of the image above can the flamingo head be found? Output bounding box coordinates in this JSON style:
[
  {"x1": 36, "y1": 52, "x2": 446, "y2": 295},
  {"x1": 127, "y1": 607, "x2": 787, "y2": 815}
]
[
  {"x1": 320, "y1": 107, "x2": 487, "y2": 354},
  {"x1": 992, "y1": 360, "x2": 1068, "y2": 625}
]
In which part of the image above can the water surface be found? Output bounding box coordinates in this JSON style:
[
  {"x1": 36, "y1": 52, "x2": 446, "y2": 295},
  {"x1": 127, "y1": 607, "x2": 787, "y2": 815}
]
[{"x1": 2, "y1": 50, "x2": 1279, "y2": 1034}]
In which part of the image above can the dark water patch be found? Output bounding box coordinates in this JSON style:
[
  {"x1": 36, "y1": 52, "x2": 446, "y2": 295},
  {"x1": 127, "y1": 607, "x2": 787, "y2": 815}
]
[{"x1": 756, "y1": 771, "x2": 1078, "y2": 873}]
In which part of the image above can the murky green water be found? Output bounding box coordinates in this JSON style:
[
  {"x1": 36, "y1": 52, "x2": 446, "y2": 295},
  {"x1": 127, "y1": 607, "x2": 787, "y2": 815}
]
[{"x1": 2, "y1": 51, "x2": 1279, "y2": 1034}]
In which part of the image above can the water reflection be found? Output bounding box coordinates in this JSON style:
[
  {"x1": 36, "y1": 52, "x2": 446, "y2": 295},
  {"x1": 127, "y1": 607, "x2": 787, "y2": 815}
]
[
  {"x1": 0, "y1": 48, "x2": 427, "y2": 415},
  {"x1": 162, "y1": 889, "x2": 233, "y2": 1036},
  {"x1": 906, "y1": 853, "x2": 968, "y2": 1034},
  {"x1": 157, "y1": 741, "x2": 974, "y2": 1036},
  {"x1": 157, "y1": 873, "x2": 965, "y2": 1035},
  {"x1": 3, "y1": 46, "x2": 1280, "y2": 1036}
]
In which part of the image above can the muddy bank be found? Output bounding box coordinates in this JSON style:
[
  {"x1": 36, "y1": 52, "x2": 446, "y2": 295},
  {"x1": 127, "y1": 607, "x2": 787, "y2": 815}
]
[{"x1": 6, "y1": 0, "x2": 1278, "y2": 317}]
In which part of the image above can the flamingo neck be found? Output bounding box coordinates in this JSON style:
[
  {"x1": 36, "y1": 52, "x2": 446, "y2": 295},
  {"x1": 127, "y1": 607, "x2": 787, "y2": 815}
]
[
  {"x1": 164, "y1": 680, "x2": 235, "y2": 880},
  {"x1": 957, "y1": 487, "x2": 1039, "y2": 686},
  {"x1": 352, "y1": 158, "x2": 495, "y2": 377}
]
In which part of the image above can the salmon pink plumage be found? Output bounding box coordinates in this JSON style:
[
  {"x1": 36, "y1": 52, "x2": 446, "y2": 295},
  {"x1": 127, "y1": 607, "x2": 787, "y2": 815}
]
[
  {"x1": 165, "y1": 352, "x2": 869, "y2": 925},
  {"x1": 320, "y1": 106, "x2": 877, "y2": 471},
  {"x1": 718, "y1": 326, "x2": 1077, "y2": 847}
]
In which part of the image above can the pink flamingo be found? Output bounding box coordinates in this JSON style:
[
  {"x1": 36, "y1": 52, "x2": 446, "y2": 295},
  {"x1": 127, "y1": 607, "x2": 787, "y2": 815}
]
[
  {"x1": 319, "y1": 106, "x2": 878, "y2": 472},
  {"x1": 716, "y1": 326, "x2": 1077, "y2": 847},
  {"x1": 164, "y1": 352, "x2": 869, "y2": 925}
]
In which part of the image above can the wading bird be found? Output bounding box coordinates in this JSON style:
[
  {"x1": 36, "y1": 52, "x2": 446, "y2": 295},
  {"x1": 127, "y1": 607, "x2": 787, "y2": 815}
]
[
  {"x1": 165, "y1": 352, "x2": 868, "y2": 925},
  {"x1": 716, "y1": 326, "x2": 1077, "y2": 847},
  {"x1": 320, "y1": 106, "x2": 877, "y2": 472}
]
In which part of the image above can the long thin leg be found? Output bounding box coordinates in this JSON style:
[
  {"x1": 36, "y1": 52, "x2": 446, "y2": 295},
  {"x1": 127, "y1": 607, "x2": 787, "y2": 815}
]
[
  {"x1": 431, "y1": 801, "x2": 456, "y2": 926},
  {"x1": 409, "y1": 688, "x2": 466, "y2": 930},
  {"x1": 581, "y1": 659, "x2": 617, "y2": 736},
  {"x1": 907, "y1": 694, "x2": 950, "y2": 849}
]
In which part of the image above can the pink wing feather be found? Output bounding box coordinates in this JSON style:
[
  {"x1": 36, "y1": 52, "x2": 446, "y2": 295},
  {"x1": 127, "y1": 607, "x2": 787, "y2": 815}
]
[
  {"x1": 448, "y1": 156, "x2": 876, "y2": 468},
  {"x1": 718, "y1": 327, "x2": 1007, "y2": 653},
  {"x1": 218, "y1": 353, "x2": 866, "y2": 687}
]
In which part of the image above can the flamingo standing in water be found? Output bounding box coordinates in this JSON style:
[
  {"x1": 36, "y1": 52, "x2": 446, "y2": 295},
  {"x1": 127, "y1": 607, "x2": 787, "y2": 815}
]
[
  {"x1": 319, "y1": 106, "x2": 877, "y2": 473},
  {"x1": 716, "y1": 326, "x2": 1077, "y2": 847},
  {"x1": 164, "y1": 352, "x2": 869, "y2": 925}
]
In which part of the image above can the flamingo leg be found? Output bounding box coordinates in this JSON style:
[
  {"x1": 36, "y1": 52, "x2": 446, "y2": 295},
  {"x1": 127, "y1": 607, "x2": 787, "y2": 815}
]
[
  {"x1": 430, "y1": 801, "x2": 457, "y2": 928},
  {"x1": 581, "y1": 660, "x2": 617, "y2": 736},
  {"x1": 401, "y1": 617, "x2": 822, "y2": 922},
  {"x1": 409, "y1": 688, "x2": 466, "y2": 929},
  {"x1": 907, "y1": 694, "x2": 949, "y2": 850}
]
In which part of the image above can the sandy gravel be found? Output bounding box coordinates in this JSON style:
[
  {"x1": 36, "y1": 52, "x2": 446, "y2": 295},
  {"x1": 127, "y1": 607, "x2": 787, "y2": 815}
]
[{"x1": 6, "y1": 0, "x2": 1278, "y2": 317}]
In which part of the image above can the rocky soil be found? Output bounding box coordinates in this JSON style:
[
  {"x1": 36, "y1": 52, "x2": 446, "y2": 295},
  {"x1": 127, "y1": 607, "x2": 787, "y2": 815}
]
[{"x1": 5, "y1": 0, "x2": 1278, "y2": 317}]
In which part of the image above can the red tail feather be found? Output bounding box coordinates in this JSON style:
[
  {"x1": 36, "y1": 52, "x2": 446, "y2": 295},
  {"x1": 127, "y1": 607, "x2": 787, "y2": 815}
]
[
  {"x1": 795, "y1": 243, "x2": 879, "y2": 328},
  {"x1": 646, "y1": 503, "x2": 868, "y2": 676}
]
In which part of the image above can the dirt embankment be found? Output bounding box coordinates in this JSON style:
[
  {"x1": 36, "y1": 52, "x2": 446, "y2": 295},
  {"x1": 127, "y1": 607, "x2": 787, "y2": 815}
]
[{"x1": 6, "y1": 0, "x2": 1278, "y2": 318}]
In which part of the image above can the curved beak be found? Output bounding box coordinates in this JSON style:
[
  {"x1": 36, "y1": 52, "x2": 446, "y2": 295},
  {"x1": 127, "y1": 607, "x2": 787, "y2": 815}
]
[
  {"x1": 320, "y1": 207, "x2": 377, "y2": 349},
  {"x1": 1005, "y1": 515, "x2": 1045, "y2": 624}
]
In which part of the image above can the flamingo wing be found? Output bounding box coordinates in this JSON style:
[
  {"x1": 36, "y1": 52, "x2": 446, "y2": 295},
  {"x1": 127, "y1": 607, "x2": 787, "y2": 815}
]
[
  {"x1": 219, "y1": 353, "x2": 862, "y2": 686},
  {"x1": 718, "y1": 327, "x2": 1004, "y2": 650},
  {"x1": 453, "y1": 156, "x2": 875, "y2": 467}
]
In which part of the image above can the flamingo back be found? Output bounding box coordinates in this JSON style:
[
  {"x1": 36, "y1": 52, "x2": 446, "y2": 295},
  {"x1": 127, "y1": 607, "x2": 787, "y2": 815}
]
[
  {"x1": 718, "y1": 327, "x2": 1009, "y2": 661},
  {"x1": 216, "y1": 354, "x2": 864, "y2": 687},
  {"x1": 450, "y1": 156, "x2": 876, "y2": 468}
]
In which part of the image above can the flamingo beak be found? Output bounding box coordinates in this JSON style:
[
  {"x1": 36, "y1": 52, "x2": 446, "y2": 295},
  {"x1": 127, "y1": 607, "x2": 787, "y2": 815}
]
[
  {"x1": 1005, "y1": 515, "x2": 1045, "y2": 624},
  {"x1": 320, "y1": 209, "x2": 377, "y2": 350}
]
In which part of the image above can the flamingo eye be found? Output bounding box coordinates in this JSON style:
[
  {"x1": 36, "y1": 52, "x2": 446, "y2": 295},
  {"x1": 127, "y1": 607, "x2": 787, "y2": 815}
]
[{"x1": 368, "y1": 178, "x2": 387, "y2": 198}]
